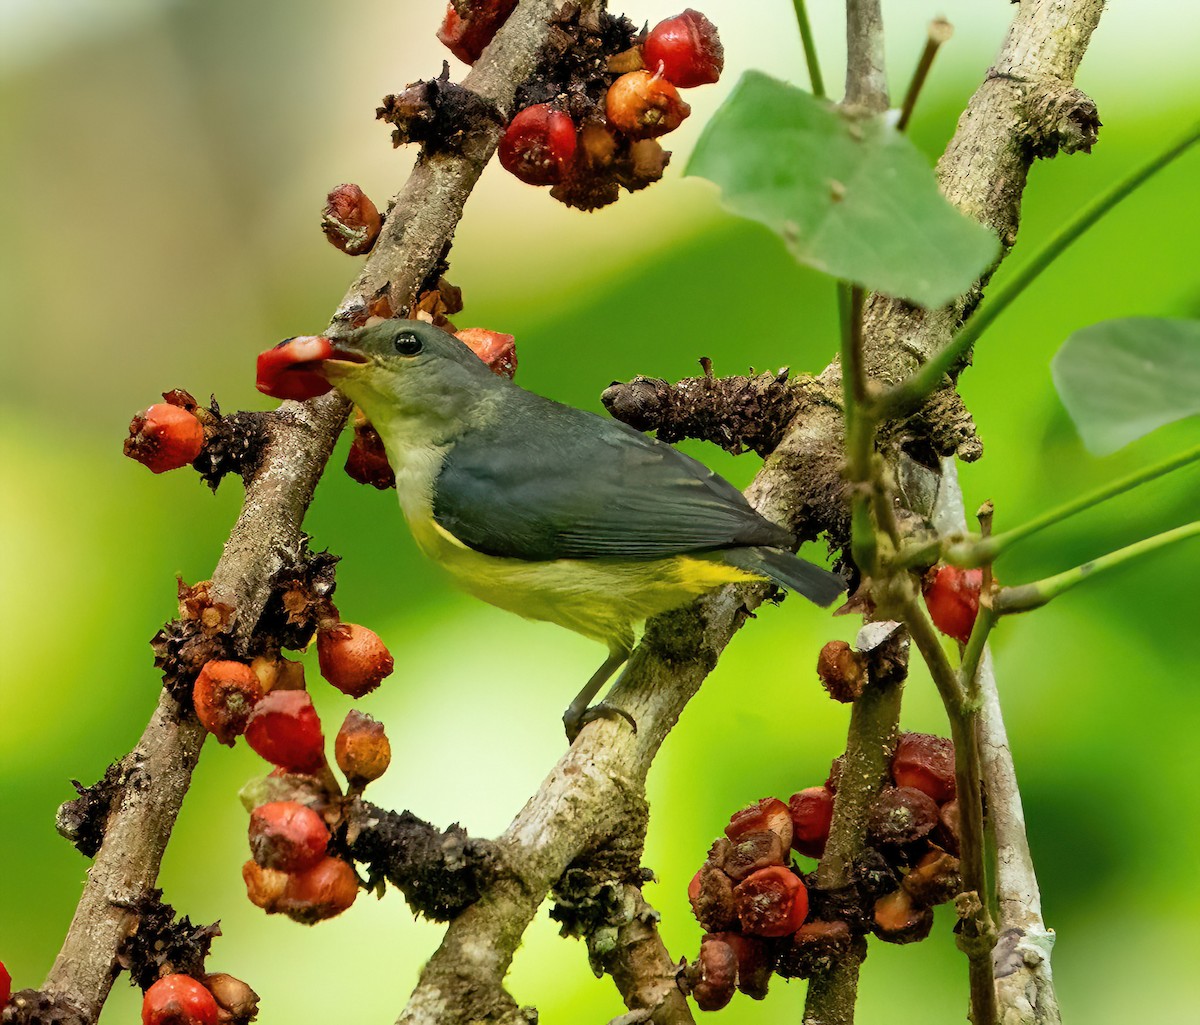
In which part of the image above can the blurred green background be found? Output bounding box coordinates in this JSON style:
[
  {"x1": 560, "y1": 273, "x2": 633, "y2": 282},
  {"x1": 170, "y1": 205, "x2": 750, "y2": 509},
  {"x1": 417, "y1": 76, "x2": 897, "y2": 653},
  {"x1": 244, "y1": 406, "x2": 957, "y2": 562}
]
[{"x1": 2, "y1": 1, "x2": 1198, "y2": 1022}]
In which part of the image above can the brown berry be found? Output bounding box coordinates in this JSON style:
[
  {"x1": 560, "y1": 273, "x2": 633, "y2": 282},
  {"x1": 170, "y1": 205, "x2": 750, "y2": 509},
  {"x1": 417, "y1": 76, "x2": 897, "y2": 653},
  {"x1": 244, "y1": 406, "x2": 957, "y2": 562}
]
[
  {"x1": 436, "y1": 0, "x2": 517, "y2": 64},
  {"x1": 321, "y1": 183, "x2": 381, "y2": 255},
  {"x1": 922, "y1": 565, "x2": 984, "y2": 643},
  {"x1": 242, "y1": 860, "x2": 290, "y2": 911},
  {"x1": 498, "y1": 104, "x2": 578, "y2": 186},
  {"x1": 248, "y1": 801, "x2": 330, "y2": 873},
  {"x1": 142, "y1": 975, "x2": 219, "y2": 1025},
  {"x1": 244, "y1": 690, "x2": 325, "y2": 773},
  {"x1": 892, "y1": 732, "x2": 957, "y2": 803},
  {"x1": 937, "y1": 799, "x2": 961, "y2": 855},
  {"x1": 688, "y1": 863, "x2": 737, "y2": 932},
  {"x1": 707, "y1": 932, "x2": 772, "y2": 999},
  {"x1": 125, "y1": 403, "x2": 204, "y2": 474},
  {"x1": 644, "y1": 9, "x2": 724, "y2": 88},
  {"x1": 201, "y1": 974, "x2": 259, "y2": 1025},
  {"x1": 605, "y1": 71, "x2": 690, "y2": 139},
  {"x1": 255, "y1": 336, "x2": 335, "y2": 402},
  {"x1": 689, "y1": 936, "x2": 737, "y2": 1012},
  {"x1": 250, "y1": 654, "x2": 306, "y2": 693},
  {"x1": 734, "y1": 865, "x2": 809, "y2": 938},
  {"x1": 317, "y1": 622, "x2": 394, "y2": 698},
  {"x1": 193, "y1": 660, "x2": 264, "y2": 747},
  {"x1": 867, "y1": 786, "x2": 939, "y2": 847},
  {"x1": 901, "y1": 847, "x2": 961, "y2": 907},
  {"x1": 725, "y1": 797, "x2": 793, "y2": 849},
  {"x1": 788, "y1": 787, "x2": 835, "y2": 859},
  {"x1": 345, "y1": 415, "x2": 395, "y2": 490},
  {"x1": 720, "y1": 829, "x2": 787, "y2": 882},
  {"x1": 455, "y1": 328, "x2": 518, "y2": 379},
  {"x1": 278, "y1": 855, "x2": 359, "y2": 924},
  {"x1": 872, "y1": 889, "x2": 934, "y2": 944},
  {"x1": 816, "y1": 640, "x2": 866, "y2": 702},
  {"x1": 335, "y1": 710, "x2": 392, "y2": 788}
]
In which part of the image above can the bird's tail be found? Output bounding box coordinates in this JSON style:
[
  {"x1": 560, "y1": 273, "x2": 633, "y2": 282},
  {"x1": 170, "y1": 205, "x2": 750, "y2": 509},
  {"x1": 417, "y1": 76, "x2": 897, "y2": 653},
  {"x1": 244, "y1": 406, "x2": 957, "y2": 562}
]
[{"x1": 724, "y1": 547, "x2": 847, "y2": 607}]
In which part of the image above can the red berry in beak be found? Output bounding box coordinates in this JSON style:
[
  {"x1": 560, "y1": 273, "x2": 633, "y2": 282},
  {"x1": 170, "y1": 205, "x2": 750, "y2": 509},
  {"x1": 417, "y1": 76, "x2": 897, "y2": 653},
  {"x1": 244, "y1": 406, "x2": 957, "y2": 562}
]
[{"x1": 255, "y1": 336, "x2": 336, "y2": 401}]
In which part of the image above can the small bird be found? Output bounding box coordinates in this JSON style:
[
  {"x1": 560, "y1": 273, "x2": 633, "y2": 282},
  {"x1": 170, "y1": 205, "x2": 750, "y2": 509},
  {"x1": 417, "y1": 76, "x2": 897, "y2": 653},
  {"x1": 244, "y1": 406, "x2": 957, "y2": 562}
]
[{"x1": 315, "y1": 319, "x2": 845, "y2": 737}]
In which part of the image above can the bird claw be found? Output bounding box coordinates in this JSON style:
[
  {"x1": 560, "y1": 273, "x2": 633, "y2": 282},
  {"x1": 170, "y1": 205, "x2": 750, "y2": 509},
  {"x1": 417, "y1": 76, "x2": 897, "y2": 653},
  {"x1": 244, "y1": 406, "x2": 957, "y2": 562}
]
[{"x1": 563, "y1": 702, "x2": 637, "y2": 743}]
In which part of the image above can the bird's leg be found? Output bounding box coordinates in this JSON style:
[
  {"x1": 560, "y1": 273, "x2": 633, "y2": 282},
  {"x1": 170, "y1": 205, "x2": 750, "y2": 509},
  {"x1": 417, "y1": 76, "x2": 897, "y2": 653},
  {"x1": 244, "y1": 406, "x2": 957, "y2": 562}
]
[{"x1": 563, "y1": 650, "x2": 634, "y2": 743}]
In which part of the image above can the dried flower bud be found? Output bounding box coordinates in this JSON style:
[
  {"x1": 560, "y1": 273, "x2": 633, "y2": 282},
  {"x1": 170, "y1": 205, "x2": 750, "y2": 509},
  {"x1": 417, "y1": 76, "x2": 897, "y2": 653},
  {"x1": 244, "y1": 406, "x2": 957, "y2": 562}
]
[
  {"x1": 605, "y1": 71, "x2": 690, "y2": 139},
  {"x1": 720, "y1": 829, "x2": 787, "y2": 882},
  {"x1": 688, "y1": 936, "x2": 737, "y2": 1012},
  {"x1": 788, "y1": 787, "x2": 835, "y2": 859},
  {"x1": 201, "y1": 974, "x2": 260, "y2": 1025},
  {"x1": 872, "y1": 889, "x2": 934, "y2": 944},
  {"x1": 125, "y1": 403, "x2": 205, "y2": 474},
  {"x1": 901, "y1": 847, "x2": 961, "y2": 907},
  {"x1": 816, "y1": 640, "x2": 866, "y2": 702},
  {"x1": 734, "y1": 865, "x2": 809, "y2": 938},
  {"x1": 334, "y1": 710, "x2": 392, "y2": 789},
  {"x1": 868, "y1": 786, "x2": 940, "y2": 847},
  {"x1": 193, "y1": 661, "x2": 264, "y2": 746},
  {"x1": 688, "y1": 863, "x2": 737, "y2": 932},
  {"x1": 725, "y1": 797, "x2": 793, "y2": 849},
  {"x1": 892, "y1": 732, "x2": 956, "y2": 803},
  {"x1": 321, "y1": 184, "x2": 381, "y2": 255}
]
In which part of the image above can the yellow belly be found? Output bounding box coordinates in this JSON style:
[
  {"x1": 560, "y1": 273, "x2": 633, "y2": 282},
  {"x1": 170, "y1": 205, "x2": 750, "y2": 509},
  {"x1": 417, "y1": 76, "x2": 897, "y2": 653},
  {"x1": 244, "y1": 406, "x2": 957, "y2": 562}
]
[{"x1": 409, "y1": 516, "x2": 760, "y2": 655}]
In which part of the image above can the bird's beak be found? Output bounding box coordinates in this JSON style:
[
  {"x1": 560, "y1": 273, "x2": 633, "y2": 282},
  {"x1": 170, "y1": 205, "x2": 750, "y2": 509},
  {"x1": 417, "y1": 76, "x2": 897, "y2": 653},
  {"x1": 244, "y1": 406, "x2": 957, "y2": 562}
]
[{"x1": 256, "y1": 335, "x2": 367, "y2": 401}]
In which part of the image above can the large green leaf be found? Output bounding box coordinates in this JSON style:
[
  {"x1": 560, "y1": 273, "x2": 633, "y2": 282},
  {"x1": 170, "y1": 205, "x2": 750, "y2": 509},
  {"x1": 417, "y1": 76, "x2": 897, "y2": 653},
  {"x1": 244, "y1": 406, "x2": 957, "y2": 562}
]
[
  {"x1": 685, "y1": 71, "x2": 999, "y2": 308},
  {"x1": 1051, "y1": 317, "x2": 1200, "y2": 455}
]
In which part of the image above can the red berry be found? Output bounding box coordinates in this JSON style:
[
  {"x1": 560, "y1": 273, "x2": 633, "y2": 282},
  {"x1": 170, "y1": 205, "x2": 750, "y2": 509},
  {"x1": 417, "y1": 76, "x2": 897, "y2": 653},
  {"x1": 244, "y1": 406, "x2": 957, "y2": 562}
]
[
  {"x1": 734, "y1": 865, "x2": 809, "y2": 937},
  {"x1": 498, "y1": 104, "x2": 578, "y2": 186},
  {"x1": 345, "y1": 416, "x2": 395, "y2": 490},
  {"x1": 922, "y1": 565, "x2": 983, "y2": 643},
  {"x1": 317, "y1": 622, "x2": 394, "y2": 698},
  {"x1": 142, "y1": 974, "x2": 219, "y2": 1025},
  {"x1": 455, "y1": 328, "x2": 518, "y2": 379},
  {"x1": 321, "y1": 183, "x2": 381, "y2": 256},
  {"x1": 724, "y1": 797, "x2": 793, "y2": 849},
  {"x1": 436, "y1": 0, "x2": 517, "y2": 65},
  {"x1": 278, "y1": 855, "x2": 359, "y2": 924},
  {"x1": 248, "y1": 800, "x2": 330, "y2": 872},
  {"x1": 644, "y1": 9, "x2": 724, "y2": 88},
  {"x1": 605, "y1": 71, "x2": 690, "y2": 139},
  {"x1": 193, "y1": 660, "x2": 264, "y2": 747},
  {"x1": 335, "y1": 710, "x2": 392, "y2": 788},
  {"x1": 892, "y1": 732, "x2": 956, "y2": 803},
  {"x1": 244, "y1": 690, "x2": 325, "y2": 773},
  {"x1": 1, "y1": 960, "x2": 11, "y2": 1007},
  {"x1": 255, "y1": 336, "x2": 336, "y2": 401},
  {"x1": 124, "y1": 403, "x2": 204, "y2": 474},
  {"x1": 788, "y1": 786, "x2": 835, "y2": 859}
]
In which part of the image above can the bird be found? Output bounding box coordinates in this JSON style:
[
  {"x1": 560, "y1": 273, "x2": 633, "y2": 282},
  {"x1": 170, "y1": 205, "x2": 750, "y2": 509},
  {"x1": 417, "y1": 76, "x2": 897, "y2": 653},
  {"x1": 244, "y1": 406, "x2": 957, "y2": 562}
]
[{"x1": 314, "y1": 319, "x2": 845, "y2": 738}]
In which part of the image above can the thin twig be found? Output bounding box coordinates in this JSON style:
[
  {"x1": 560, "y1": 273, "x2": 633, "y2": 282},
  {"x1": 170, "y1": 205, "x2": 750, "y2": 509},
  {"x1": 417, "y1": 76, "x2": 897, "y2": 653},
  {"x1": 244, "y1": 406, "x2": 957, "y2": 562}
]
[
  {"x1": 896, "y1": 19, "x2": 953, "y2": 132},
  {"x1": 791, "y1": 0, "x2": 826, "y2": 99}
]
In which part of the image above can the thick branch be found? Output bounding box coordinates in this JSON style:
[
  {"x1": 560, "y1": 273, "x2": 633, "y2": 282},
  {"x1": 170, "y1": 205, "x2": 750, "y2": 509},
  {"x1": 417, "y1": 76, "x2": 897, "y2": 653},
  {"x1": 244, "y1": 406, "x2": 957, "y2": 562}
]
[{"x1": 41, "y1": 2, "x2": 574, "y2": 1020}]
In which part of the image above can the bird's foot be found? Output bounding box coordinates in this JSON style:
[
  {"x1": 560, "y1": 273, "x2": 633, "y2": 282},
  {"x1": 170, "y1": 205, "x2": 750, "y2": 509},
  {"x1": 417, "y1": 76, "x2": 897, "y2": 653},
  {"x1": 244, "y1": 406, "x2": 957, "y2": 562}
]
[{"x1": 563, "y1": 702, "x2": 637, "y2": 744}]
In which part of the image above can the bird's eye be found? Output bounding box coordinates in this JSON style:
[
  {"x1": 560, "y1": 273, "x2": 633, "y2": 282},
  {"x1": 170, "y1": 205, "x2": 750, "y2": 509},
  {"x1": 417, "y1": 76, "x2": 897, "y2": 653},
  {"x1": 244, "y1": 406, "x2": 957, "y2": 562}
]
[{"x1": 393, "y1": 332, "x2": 423, "y2": 356}]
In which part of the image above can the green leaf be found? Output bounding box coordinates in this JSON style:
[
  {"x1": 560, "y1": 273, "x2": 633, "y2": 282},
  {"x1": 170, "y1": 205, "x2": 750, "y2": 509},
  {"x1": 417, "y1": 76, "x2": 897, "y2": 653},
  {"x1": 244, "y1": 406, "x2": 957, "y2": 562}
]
[
  {"x1": 685, "y1": 71, "x2": 999, "y2": 308},
  {"x1": 1051, "y1": 317, "x2": 1200, "y2": 455}
]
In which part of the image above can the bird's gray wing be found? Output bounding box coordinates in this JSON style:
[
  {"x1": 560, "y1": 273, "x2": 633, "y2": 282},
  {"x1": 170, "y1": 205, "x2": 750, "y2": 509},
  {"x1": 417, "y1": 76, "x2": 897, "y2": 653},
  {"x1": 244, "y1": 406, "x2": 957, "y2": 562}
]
[{"x1": 432, "y1": 391, "x2": 792, "y2": 562}]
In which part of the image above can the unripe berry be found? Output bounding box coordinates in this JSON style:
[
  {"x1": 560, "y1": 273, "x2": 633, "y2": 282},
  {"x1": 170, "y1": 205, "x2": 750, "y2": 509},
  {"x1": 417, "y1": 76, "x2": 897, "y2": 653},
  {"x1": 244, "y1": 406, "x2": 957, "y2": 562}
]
[
  {"x1": 892, "y1": 732, "x2": 956, "y2": 803},
  {"x1": 335, "y1": 710, "x2": 392, "y2": 788},
  {"x1": 317, "y1": 622, "x2": 394, "y2": 698},
  {"x1": 142, "y1": 974, "x2": 219, "y2": 1025},
  {"x1": 278, "y1": 855, "x2": 359, "y2": 924},
  {"x1": 437, "y1": 0, "x2": 517, "y2": 65},
  {"x1": 193, "y1": 660, "x2": 264, "y2": 746},
  {"x1": 321, "y1": 183, "x2": 382, "y2": 255},
  {"x1": 644, "y1": 9, "x2": 724, "y2": 88},
  {"x1": 734, "y1": 865, "x2": 809, "y2": 938},
  {"x1": 788, "y1": 786, "x2": 835, "y2": 859},
  {"x1": 125, "y1": 403, "x2": 204, "y2": 474},
  {"x1": 725, "y1": 796, "x2": 793, "y2": 849},
  {"x1": 605, "y1": 71, "x2": 690, "y2": 139},
  {"x1": 248, "y1": 801, "x2": 330, "y2": 873},
  {"x1": 244, "y1": 690, "x2": 325, "y2": 773},
  {"x1": 498, "y1": 104, "x2": 578, "y2": 186},
  {"x1": 455, "y1": 328, "x2": 517, "y2": 379},
  {"x1": 922, "y1": 565, "x2": 984, "y2": 643},
  {"x1": 255, "y1": 336, "x2": 335, "y2": 402}
]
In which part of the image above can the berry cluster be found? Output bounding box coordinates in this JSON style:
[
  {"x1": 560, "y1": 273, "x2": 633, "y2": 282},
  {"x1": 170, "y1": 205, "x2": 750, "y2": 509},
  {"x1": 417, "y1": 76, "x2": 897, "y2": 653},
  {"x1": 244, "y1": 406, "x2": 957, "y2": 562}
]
[
  {"x1": 684, "y1": 733, "x2": 962, "y2": 1011},
  {"x1": 441, "y1": 4, "x2": 722, "y2": 209},
  {"x1": 141, "y1": 972, "x2": 259, "y2": 1025}
]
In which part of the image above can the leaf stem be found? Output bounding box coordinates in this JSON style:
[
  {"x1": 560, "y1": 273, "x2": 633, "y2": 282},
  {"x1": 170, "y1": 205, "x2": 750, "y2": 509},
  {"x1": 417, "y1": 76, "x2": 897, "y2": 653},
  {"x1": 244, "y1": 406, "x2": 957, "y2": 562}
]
[
  {"x1": 879, "y1": 120, "x2": 1200, "y2": 414},
  {"x1": 791, "y1": 0, "x2": 826, "y2": 99},
  {"x1": 994, "y1": 520, "x2": 1200, "y2": 614},
  {"x1": 896, "y1": 19, "x2": 954, "y2": 132}
]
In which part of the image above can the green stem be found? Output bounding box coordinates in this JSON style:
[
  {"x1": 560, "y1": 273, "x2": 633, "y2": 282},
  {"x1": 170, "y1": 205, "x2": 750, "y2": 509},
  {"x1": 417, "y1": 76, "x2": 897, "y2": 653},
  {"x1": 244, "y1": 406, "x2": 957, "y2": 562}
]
[
  {"x1": 880, "y1": 120, "x2": 1200, "y2": 414},
  {"x1": 948, "y1": 443, "x2": 1200, "y2": 567},
  {"x1": 994, "y1": 521, "x2": 1200, "y2": 614},
  {"x1": 791, "y1": 0, "x2": 825, "y2": 99},
  {"x1": 959, "y1": 604, "x2": 997, "y2": 710}
]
